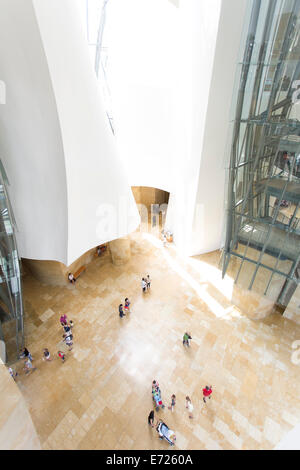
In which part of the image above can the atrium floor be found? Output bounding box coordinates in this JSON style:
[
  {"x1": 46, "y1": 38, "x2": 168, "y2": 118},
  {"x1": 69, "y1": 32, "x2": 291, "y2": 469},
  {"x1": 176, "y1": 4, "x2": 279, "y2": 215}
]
[{"x1": 12, "y1": 231, "x2": 300, "y2": 450}]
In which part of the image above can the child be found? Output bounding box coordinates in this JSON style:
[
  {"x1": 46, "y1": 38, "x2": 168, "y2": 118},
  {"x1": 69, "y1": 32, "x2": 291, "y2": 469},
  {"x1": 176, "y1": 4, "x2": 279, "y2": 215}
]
[
  {"x1": 202, "y1": 385, "x2": 213, "y2": 403},
  {"x1": 43, "y1": 348, "x2": 52, "y2": 361},
  {"x1": 124, "y1": 298, "x2": 131, "y2": 313},
  {"x1": 186, "y1": 396, "x2": 194, "y2": 419},
  {"x1": 69, "y1": 320, "x2": 74, "y2": 329},
  {"x1": 183, "y1": 332, "x2": 192, "y2": 347},
  {"x1": 168, "y1": 394, "x2": 176, "y2": 412},
  {"x1": 152, "y1": 380, "x2": 159, "y2": 393},
  {"x1": 58, "y1": 351, "x2": 65, "y2": 363}
]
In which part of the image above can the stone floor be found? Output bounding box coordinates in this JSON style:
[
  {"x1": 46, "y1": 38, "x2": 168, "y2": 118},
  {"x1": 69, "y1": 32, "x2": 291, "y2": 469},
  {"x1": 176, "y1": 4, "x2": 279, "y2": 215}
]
[{"x1": 12, "y1": 231, "x2": 300, "y2": 450}]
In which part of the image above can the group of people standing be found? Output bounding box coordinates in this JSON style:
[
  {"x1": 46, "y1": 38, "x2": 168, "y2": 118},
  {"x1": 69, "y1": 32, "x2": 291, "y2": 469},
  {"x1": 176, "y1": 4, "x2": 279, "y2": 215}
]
[
  {"x1": 141, "y1": 275, "x2": 151, "y2": 293},
  {"x1": 9, "y1": 347, "x2": 36, "y2": 379},
  {"x1": 119, "y1": 298, "x2": 131, "y2": 318},
  {"x1": 148, "y1": 378, "x2": 213, "y2": 434},
  {"x1": 9, "y1": 314, "x2": 75, "y2": 379},
  {"x1": 118, "y1": 274, "x2": 151, "y2": 318},
  {"x1": 59, "y1": 314, "x2": 74, "y2": 359}
]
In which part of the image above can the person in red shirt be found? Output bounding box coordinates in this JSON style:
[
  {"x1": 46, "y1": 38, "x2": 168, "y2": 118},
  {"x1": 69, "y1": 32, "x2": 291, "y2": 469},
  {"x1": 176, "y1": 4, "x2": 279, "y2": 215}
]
[
  {"x1": 202, "y1": 385, "x2": 212, "y2": 403},
  {"x1": 58, "y1": 351, "x2": 65, "y2": 363}
]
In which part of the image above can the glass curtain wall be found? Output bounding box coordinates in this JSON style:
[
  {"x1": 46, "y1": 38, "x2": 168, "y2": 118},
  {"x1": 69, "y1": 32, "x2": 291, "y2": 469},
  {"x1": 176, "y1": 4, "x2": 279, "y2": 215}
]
[
  {"x1": 0, "y1": 160, "x2": 24, "y2": 363},
  {"x1": 223, "y1": 0, "x2": 300, "y2": 308}
]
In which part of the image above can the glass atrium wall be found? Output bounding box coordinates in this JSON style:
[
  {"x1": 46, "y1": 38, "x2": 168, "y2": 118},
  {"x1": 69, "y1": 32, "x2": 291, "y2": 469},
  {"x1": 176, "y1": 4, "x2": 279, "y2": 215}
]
[
  {"x1": 223, "y1": 0, "x2": 300, "y2": 308},
  {"x1": 0, "y1": 160, "x2": 24, "y2": 363}
]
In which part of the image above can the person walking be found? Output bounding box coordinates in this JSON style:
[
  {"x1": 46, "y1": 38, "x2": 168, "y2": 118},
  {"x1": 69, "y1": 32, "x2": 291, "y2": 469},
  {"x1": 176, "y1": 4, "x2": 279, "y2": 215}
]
[
  {"x1": 23, "y1": 358, "x2": 36, "y2": 375},
  {"x1": 43, "y1": 348, "x2": 52, "y2": 362},
  {"x1": 20, "y1": 347, "x2": 33, "y2": 362},
  {"x1": 168, "y1": 394, "x2": 176, "y2": 412},
  {"x1": 141, "y1": 278, "x2": 147, "y2": 293},
  {"x1": 63, "y1": 333, "x2": 73, "y2": 351},
  {"x1": 8, "y1": 367, "x2": 18, "y2": 381},
  {"x1": 152, "y1": 380, "x2": 159, "y2": 393},
  {"x1": 124, "y1": 298, "x2": 131, "y2": 313},
  {"x1": 146, "y1": 274, "x2": 151, "y2": 290},
  {"x1": 119, "y1": 304, "x2": 126, "y2": 318},
  {"x1": 63, "y1": 323, "x2": 71, "y2": 335},
  {"x1": 202, "y1": 385, "x2": 213, "y2": 403},
  {"x1": 162, "y1": 234, "x2": 167, "y2": 247},
  {"x1": 60, "y1": 314, "x2": 67, "y2": 326},
  {"x1": 186, "y1": 396, "x2": 194, "y2": 419},
  {"x1": 148, "y1": 410, "x2": 155, "y2": 428},
  {"x1": 58, "y1": 351, "x2": 66, "y2": 363},
  {"x1": 183, "y1": 332, "x2": 192, "y2": 347}
]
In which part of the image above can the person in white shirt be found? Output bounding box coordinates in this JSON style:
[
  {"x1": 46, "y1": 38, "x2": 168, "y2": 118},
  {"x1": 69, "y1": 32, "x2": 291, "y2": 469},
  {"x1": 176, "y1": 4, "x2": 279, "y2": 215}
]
[
  {"x1": 141, "y1": 278, "x2": 147, "y2": 293},
  {"x1": 186, "y1": 396, "x2": 194, "y2": 419},
  {"x1": 68, "y1": 273, "x2": 76, "y2": 284}
]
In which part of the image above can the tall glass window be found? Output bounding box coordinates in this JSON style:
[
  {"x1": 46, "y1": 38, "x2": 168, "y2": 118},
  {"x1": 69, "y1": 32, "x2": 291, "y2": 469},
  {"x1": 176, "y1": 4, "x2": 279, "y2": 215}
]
[
  {"x1": 223, "y1": 0, "x2": 300, "y2": 309},
  {"x1": 0, "y1": 160, "x2": 24, "y2": 363}
]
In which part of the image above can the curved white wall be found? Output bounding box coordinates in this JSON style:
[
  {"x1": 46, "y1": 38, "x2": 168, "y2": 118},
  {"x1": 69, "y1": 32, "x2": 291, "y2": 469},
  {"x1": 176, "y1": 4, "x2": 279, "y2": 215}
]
[
  {"x1": 0, "y1": 359, "x2": 41, "y2": 450},
  {"x1": 0, "y1": 0, "x2": 68, "y2": 263},
  {"x1": 107, "y1": 0, "x2": 183, "y2": 193},
  {"x1": 104, "y1": 0, "x2": 249, "y2": 255},
  {"x1": 0, "y1": 0, "x2": 140, "y2": 266}
]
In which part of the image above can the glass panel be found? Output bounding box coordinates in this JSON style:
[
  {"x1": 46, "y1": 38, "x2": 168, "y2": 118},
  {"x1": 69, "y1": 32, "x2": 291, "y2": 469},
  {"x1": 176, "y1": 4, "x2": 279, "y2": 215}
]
[{"x1": 223, "y1": 0, "x2": 300, "y2": 306}]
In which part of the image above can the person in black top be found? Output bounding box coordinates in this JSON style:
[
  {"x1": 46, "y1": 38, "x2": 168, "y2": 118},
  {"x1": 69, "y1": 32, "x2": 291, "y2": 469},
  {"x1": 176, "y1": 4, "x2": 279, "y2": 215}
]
[
  {"x1": 63, "y1": 324, "x2": 71, "y2": 334},
  {"x1": 21, "y1": 347, "x2": 33, "y2": 361},
  {"x1": 148, "y1": 410, "x2": 155, "y2": 427},
  {"x1": 119, "y1": 304, "x2": 125, "y2": 318}
]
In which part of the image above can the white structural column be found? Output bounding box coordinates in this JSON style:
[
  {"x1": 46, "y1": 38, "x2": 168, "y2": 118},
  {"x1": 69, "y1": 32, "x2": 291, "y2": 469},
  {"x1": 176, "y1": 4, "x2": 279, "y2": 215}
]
[
  {"x1": 0, "y1": 0, "x2": 140, "y2": 266},
  {"x1": 166, "y1": 0, "x2": 249, "y2": 255},
  {"x1": 188, "y1": 0, "x2": 249, "y2": 255}
]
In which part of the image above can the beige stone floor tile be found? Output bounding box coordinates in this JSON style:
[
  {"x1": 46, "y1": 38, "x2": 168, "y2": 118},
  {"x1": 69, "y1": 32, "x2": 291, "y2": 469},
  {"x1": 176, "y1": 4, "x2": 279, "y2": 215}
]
[{"x1": 12, "y1": 231, "x2": 300, "y2": 450}]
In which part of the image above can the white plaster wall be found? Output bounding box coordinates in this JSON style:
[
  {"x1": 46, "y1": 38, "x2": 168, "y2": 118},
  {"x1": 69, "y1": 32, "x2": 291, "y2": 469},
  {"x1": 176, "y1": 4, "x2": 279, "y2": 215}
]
[
  {"x1": 0, "y1": 0, "x2": 68, "y2": 263},
  {"x1": 189, "y1": 0, "x2": 249, "y2": 255},
  {"x1": 166, "y1": 0, "x2": 224, "y2": 253},
  {"x1": 33, "y1": 0, "x2": 140, "y2": 265},
  {"x1": 0, "y1": 0, "x2": 140, "y2": 266},
  {"x1": 107, "y1": 0, "x2": 183, "y2": 194},
  {"x1": 0, "y1": 359, "x2": 41, "y2": 450},
  {"x1": 105, "y1": 0, "x2": 249, "y2": 255}
]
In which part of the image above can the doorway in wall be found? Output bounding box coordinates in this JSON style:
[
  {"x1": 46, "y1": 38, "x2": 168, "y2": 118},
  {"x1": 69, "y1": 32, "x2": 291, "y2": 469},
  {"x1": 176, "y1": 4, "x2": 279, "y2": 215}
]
[{"x1": 131, "y1": 186, "x2": 170, "y2": 237}]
